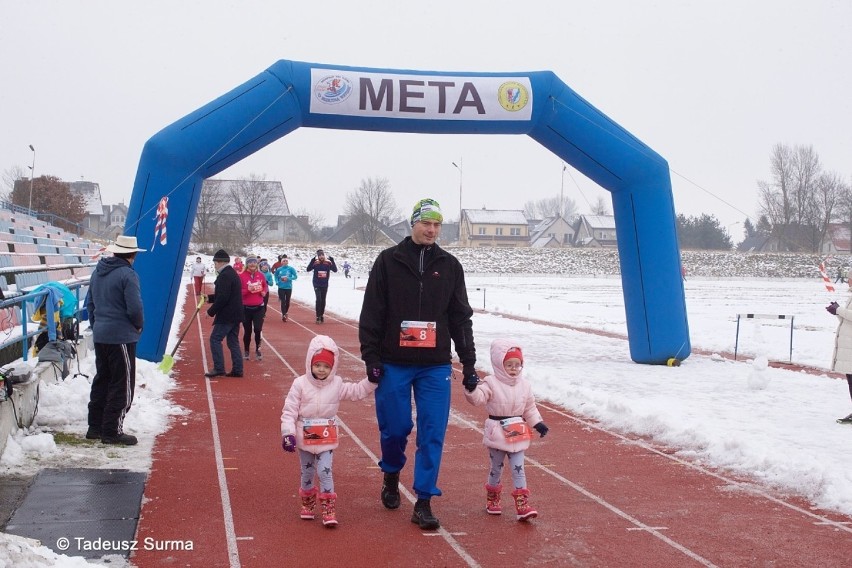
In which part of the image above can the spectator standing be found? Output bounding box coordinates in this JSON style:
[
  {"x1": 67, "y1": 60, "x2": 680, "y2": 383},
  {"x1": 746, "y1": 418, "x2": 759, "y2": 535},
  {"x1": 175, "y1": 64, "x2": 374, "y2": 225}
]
[
  {"x1": 86, "y1": 235, "x2": 146, "y2": 446},
  {"x1": 205, "y1": 249, "x2": 244, "y2": 378},
  {"x1": 190, "y1": 256, "x2": 206, "y2": 295},
  {"x1": 825, "y1": 299, "x2": 852, "y2": 424},
  {"x1": 240, "y1": 256, "x2": 268, "y2": 361},
  {"x1": 280, "y1": 335, "x2": 377, "y2": 526},
  {"x1": 462, "y1": 341, "x2": 549, "y2": 521},
  {"x1": 274, "y1": 256, "x2": 298, "y2": 322},
  {"x1": 359, "y1": 198, "x2": 477, "y2": 530},
  {"x1": 306, "y1": 249, "x2": 337, "y2": 324}
]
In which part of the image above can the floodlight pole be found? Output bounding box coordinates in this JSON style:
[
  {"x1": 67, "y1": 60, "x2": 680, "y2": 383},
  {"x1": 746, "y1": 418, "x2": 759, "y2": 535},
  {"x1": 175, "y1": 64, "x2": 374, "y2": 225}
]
[
  {"x1": 452, "y1": 157, "x2": 463, "y2": 232},
  {"x1": 28, "y1": 144, "x2": 36, "y2": 213}
]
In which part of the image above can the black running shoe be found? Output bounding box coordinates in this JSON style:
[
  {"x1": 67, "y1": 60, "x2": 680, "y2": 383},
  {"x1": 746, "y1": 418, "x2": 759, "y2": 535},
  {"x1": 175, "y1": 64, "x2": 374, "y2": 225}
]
[
  {"x1": 411, "y1": 498, "x2": 440, "y2": 530},
  {"x1": 837, "y1": 412, "x2": 852, "y2": 425},
  {"x1": 381, "y1": 472, "x2": 401, "y2": 509}
]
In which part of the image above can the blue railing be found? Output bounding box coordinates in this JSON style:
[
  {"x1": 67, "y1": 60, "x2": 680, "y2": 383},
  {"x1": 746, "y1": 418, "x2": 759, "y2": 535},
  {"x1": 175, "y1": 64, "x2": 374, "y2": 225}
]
[{"x1": 0, "y1": 281, "x2": 88, "y2": 363}]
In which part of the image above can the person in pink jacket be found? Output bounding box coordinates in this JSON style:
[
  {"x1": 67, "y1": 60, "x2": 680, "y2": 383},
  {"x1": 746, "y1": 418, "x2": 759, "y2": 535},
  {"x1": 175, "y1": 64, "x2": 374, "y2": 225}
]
[
  {"x1": 463, "y1": 339, "x2": 549, "y2": 521},
  {"x1": 280, "y1": 335, "x2": 378, "y2": 527},
  {"x1": 239, "y1": 256, "x2": 268, "y2": 361}
]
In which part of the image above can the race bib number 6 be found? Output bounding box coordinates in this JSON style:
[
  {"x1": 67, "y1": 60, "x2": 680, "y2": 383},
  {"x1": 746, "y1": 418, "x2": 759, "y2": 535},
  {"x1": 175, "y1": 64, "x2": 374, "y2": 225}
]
[
  {"x1": 302, "y1": 418, "x2": 338, "y2": 445},
  {"x1": 499, "y1": 417, "x2": 531, "y2": 442},
  {"x1": 399, "y1": 320, "x2": 437, "y2": 348}
]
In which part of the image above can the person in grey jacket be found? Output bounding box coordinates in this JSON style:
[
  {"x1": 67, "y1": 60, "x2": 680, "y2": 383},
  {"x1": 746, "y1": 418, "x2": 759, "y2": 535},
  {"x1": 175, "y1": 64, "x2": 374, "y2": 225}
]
[{"x1": 86, "y1": 235, "x2": 145, "y2": 446}]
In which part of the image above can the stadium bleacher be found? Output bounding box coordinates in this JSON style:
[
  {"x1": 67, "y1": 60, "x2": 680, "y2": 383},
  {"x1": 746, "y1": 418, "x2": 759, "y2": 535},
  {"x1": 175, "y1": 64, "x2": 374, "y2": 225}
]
[
  {"x1": 0, "y1": 208, "x2": 101, "y2": 297},
  {"x1": 0, "y1": 206, "x2": 101, "y2": 345}
]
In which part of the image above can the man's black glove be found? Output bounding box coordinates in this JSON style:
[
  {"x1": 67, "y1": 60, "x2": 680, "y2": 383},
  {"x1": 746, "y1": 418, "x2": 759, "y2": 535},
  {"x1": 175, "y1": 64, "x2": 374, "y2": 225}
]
[
  {"x1": 367, "y1": 362, "x2": 384, "y2": 384},
  {"x1": 533, "y1": 422, "x2": 549, "y2": 438},
  {"x1": 462, "y1": 366, "x2": 479, "y2": 392},
  {"x1": 827, "y1": 301, "x2": 840, "y2": 315}
]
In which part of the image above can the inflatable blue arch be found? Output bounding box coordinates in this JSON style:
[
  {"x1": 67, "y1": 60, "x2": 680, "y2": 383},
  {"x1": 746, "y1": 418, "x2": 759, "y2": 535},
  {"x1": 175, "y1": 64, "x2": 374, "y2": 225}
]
[{"x1": 125, "y1": 59, "x2": 690, "y2": 365}]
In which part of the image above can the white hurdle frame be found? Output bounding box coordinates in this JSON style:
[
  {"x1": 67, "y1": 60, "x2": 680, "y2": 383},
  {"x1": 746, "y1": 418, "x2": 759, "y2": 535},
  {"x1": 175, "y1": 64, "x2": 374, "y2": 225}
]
[{"x1": 734, "y1": 313, "x2": 794, "y2": 362}]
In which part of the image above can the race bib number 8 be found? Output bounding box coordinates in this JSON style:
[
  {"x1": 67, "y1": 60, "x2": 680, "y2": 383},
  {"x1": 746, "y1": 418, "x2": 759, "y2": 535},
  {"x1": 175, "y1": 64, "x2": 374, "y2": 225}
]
[
  {"x1": 499, "y1": 417, "x2": 531, "y2": 442},
  {"x1": 302, "y1": 418, "x2": 338, "y2": 445},
  {"x1": 399, "y1": 320, "x2": 437, "y2": 348}
]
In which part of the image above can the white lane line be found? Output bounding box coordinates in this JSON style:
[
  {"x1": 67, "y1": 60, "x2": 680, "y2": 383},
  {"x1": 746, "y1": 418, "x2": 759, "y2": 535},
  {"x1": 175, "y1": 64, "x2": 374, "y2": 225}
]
[
  {"x1": 539, "y1": 402, "x2": 852, "y2": 534},
  {"x1": 196, "y1": 314, "x2": 242, "y2": 568},
  {"x1": 336, "y1": 417, "x2": 481, "y2": 568},
  {"x1": 451, "y1": 410, "x2": 719, "y2": 568}
]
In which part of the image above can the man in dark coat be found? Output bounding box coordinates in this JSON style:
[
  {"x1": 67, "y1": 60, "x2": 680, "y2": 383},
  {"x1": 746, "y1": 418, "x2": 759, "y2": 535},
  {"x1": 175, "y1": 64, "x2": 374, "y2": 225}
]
[
  {"x1": 86, "y1": 235, "x2": 146, "y2": 445},
  {"x1": 205, "y1": 249, "x2": 244, "y2": 378},
  {"x1": 359, "y1": 198, "x2": 477, "y2": 530}
]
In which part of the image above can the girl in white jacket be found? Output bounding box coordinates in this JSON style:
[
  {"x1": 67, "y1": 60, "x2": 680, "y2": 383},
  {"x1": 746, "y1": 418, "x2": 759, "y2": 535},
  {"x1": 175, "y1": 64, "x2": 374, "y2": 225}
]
[
  {"x1": 463, "y1": 339, "x2": 549, "y2": 521},
  {"x1": 280, "y1": 335, "x2": 377, "y2": 526}
]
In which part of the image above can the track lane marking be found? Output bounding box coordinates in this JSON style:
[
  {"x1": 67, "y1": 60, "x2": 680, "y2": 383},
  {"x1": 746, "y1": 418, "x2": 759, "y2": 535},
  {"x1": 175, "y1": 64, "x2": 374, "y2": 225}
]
[
  {"x1": 539, "y1": 402, "x2": 852, "y2": 534},
  {"x1": 449, "y1": 410, "x2": 719, "y2": 568},
  {"x1": 194, "y1": 299, "x2": 242, "y2": 568}
]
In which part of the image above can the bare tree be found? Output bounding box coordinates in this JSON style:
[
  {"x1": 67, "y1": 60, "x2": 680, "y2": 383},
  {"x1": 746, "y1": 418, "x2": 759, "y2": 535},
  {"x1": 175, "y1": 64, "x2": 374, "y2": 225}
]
[
  {"x1": 758, "y1": 143, "x2": 795, "y2": 234},
  {"x1": 523, "y1": 195, "x2": 577, "y2": 220},
  {"x1": 225, "y1": 175, "x2": 285, "y2": 247},
  {"x1": 291, "y1": 207, "x2": 325, "y2": 242},
  {"x1": 343, "y1": 177, "x2": 400, "y2": 245},
  {"x1": 834, "y1": 177, "x2": 852, "y2": 244},
  {"x1": 757, "y1": 143, "x2": 841, "y2": 251},
  {"x1": 801, "y1": 171, "x2": 841, "y2": 252},
  {"x1": 590, "y1": 196, "x2": 610, "y2": 216},
  {"x1": 1, "y1": 165, "x2": 26, "y2": 201},
  {"x1": 193, "y1": 180, "x2": 225, "y2": 246}
]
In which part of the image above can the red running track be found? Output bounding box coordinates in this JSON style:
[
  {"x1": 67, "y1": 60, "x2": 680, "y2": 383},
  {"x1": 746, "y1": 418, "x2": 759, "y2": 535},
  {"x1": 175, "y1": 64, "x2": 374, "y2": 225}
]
[{"x1": 132, "y1": 286, "x2": 852, "y2": 567}]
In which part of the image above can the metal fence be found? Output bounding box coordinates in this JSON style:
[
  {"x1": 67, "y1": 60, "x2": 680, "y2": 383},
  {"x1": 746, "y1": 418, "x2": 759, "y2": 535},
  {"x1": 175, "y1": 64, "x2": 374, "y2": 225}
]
[{"x1": 0, "y1": 281, "x2": 88, "y2": 367}]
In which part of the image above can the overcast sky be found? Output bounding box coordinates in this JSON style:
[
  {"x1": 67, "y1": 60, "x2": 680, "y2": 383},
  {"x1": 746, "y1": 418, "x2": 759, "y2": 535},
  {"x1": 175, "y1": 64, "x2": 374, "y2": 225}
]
[{"x1": 2, "y1": 1, "x2": 850, "y2": 235}]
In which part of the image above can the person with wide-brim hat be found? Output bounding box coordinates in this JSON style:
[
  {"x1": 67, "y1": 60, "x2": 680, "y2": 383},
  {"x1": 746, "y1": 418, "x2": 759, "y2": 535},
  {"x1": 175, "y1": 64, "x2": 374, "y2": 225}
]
[
  {"x1": 104, "y1": 235, "x2": 146, "y2": 254},
  {"x1": 86, "y1": 234, "x2": 145, "y2": 446}
]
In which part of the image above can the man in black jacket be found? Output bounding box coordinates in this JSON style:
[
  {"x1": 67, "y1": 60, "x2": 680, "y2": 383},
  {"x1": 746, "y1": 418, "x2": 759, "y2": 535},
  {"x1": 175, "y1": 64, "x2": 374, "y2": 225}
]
[
  {"x1": 359, "y1": 198, "x2": 477, "y2": 530},
  {"x1": 205, "y1": 249, "x2": 244, "y2": 378},
  {"x1": 306, "y1": 249, "x2": 337, "y2": 323}
]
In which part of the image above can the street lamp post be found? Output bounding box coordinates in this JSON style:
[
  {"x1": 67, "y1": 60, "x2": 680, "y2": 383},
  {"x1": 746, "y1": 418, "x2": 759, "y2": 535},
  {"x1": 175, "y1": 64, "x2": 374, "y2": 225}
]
[
  {"x1": 452, "y1": 157, "x2": 463, "y2": 224},
  {"x1": 27, "y1": 145, "x2": 35, "y2": 213}
]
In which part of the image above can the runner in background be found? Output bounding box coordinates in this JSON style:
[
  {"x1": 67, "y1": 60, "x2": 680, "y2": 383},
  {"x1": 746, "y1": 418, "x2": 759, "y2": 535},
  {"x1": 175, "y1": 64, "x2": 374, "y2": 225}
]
[
  {"x1": 274, "y1": 255, "x2": 298, "y2": 322},
  {"x1": 307, "y1": 249, "x2": 337, "y2": 324},
  {"x1": 190, "y1": 256, "x2": 206, "y2": 295}
]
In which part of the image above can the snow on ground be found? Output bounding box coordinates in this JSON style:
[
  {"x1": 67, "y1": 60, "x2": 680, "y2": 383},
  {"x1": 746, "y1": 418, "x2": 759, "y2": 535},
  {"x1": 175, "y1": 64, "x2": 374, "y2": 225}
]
[{"x1": 2, "y1": 246, "x2": 852, "y2": 565}]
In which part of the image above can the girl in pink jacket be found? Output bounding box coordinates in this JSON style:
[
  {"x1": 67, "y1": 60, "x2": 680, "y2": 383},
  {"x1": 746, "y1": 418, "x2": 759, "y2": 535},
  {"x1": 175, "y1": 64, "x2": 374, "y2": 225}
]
[
  {"x1": 463, "y1": 339, "x2": 549, "y2": 521},
  {"x1": 280, "y1": 335, "x2": 377, "y2": 527}
]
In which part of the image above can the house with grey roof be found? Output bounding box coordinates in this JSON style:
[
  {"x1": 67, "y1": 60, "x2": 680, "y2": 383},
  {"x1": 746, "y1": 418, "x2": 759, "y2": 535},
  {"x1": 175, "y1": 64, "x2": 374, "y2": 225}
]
[
  {"x1": 459, "y1": 209, "x2": 529, "y2": 247},
  {"x1": 574, "y1": 214, "x2": 617, "y2": 247},
  {"x1": 530, "y1": 216, "x2": 575, "y2": 248}
]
